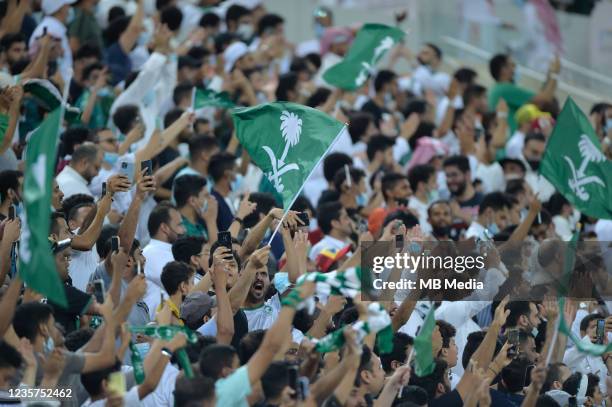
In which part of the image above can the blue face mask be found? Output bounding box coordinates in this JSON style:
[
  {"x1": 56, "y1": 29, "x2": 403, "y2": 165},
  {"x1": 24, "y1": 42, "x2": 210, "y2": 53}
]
[
  {"x1": 314, "y1": 22, "x2": 325, "y2": 39},
  {"x1": 230, "y1": 174, "x2": 243, "y2": 192},
  {"x1": 273, "y1": 272, "x2": 290, "y2": 294},
  {"x1": 356, "y1": 192, "x2": 368, "y2": 207},
  {"x1": 605, "y1": 118, "x2": 612, "y2": 132},
  {"x1": 487, "y1": 222, "x2": 500, "y2": 236},
  {"x1": 134, "y1": 342, "x2": 150, "y2": 358},
  {"x1": 103, "y1": 152, "x2": 118, "y2": 166},
  {"x1": 97, "y1": 87, "x2": 113, "y2": 98},
  {"x1": 43, "y1": 336, "x2": 55, "y2": 355}
]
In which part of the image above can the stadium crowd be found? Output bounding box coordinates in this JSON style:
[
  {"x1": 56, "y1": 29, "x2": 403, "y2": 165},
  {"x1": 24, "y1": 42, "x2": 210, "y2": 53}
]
[{"x1": 0, "y1": 0, "x2": 612, "y2": 406}]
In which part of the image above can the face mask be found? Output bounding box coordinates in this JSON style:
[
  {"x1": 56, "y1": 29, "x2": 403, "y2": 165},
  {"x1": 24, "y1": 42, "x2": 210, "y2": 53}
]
[
  {"x1": 314, "y1": 22, "x2": 325, "y2": 39},
  {"x1": 512, "y1": 66, "x2": 521, "y2": 83},
  {"x1": 230, "y1": 174, "x2": 243, "y2": 192},
  {"x1": 356, "y1": 192, "x2": 368, "y2": 207},
  {"x1": 97, "y1": 86, "x2": 113, "y2": 98},
  {"x1": 605, "y1": 118, "x2": 612, "y2": 132},
  {"x1": 43, "y1": 336, "x2": 55, "y2": 354},
  {"x1": 427, "y1": 189, "x2": 440, "y2": 204},
  {"x1": 237, "y1": 23, "x2": 254, "y2": 40},
  {"x1": 15, "y1": 202, "x2": 23, "y2": 218},
  {"x1": 531, "y1": 326, "x2": 539, "y2": 337},
  {"x1": 103, "y1": 152, "x2": 118, "y2": 166},
  {"x1": 309, "y1": 217, "x2": 318, "y2": 232},
  {"x1": 273, "y1": 272, "x2": 290, "y2": 294},
  {"x1": 487, "y1": 222, "x2": 500, "y2": 236},
  {"x1": 526, "y1": 159, "x2": 540, "y2": 171},
  {"x1": 134, "y1": 342, "x2": 150, "y2": 358}
]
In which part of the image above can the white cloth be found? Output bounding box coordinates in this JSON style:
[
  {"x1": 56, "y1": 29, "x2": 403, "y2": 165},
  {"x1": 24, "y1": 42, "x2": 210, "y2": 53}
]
[
  {"x1": 308, "y1": 235, "x2": 350, "y2": 262},
  {"x1": 506, "y1": 131, "x2": 526, "y2": 159},
  {"x1": 141, "y1": 364, "x2": 179, "y2": 407},
  {"x1": 563, "y1": 334, "x2": 609, "y2": 394},
  {"x1": 68, "y1": 248, "x2": 99, "y2": 291},
  {"x1": 142, "y1": 239, "x2": 174, "y2": 318},
  {"x1": 242, "y1": 293, "x2": 304, "y2": 343},
  {"x1": 408, "y1": 196, "x2": 432, "y2": 234},
  {"x1": 465, "y1": 221, "x2": 487, "y2": 240},
  {"x1": 56, "y1": 165, "x2": 93, "y2": 198},
  {"x1": 314, "y1": 53, "x2": 342, "y2": 89},
  {"x1": 410, "y1": 65, "x2": 450, "y2": 98},
  {"x1": 473, "y1": 161, "x2": 505, "y2": 194},
  {"x1": 29, "y1": 16, "x2": 72, "y2": 82},
  {"x1": 552, "y1": 215, "x2": 575, "y2": 241},
  {"x1": 83, "y1": 385, "x2": 141, "y2": 407},
  {"x1": 436, "y1": 95, "x2": 464, "y2": 125}
]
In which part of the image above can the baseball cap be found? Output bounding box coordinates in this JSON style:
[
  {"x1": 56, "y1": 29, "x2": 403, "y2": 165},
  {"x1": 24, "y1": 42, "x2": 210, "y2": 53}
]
[
  {"x1": 180, "y1": 292, "x2": 216, "y2": 330},
  {"x1": 42, "y1": 0, "x2": 76, "y2": 15},
  {"x1": 223, "y1": 41, "x2": 248, "y2": 73},
  {"x1": 514, "y1": 104, "x2": 550, "y2": 127}
]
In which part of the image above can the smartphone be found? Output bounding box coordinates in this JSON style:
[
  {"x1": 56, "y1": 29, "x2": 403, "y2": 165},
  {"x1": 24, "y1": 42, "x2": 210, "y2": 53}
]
[
  {"x1": 93, "y1": 279, "x2": 105, "y2": 304},
  {"x1": 288, "y1": 365, "x2": 299, "y2": 400},
  {"x1": 43, "y1": 27, "x2": 47, "y2": 36},
  {"x1": 507, "y1": 329, "x2": 519, "y2": 358},
  {"x1": 297, "y1": 212, "x2": 309, "y2": 229},
  {"x1": 111, "y1": 236, "x2": 120, "y2": 253},
  {"x1": 596, "y1": 319, "x2": 606, "y2": 345},
  {"x1": 524, "y1": 364, "x2": 535, "y2": 387},
  {"x1": 107, "y1": 371, "x2": 126, "y2": 397},
  {"x1": 141, "y1": 160, "x2": 153, "y2": 176},
  {"x1": 119, "y1": 161, "x2": 134, "y2": 184},
  {"x1": 101, "y1": 182, "x2": 107, "y2": 197},
  {"x1": 395, "y1": 234, "x2": 404, "y2": 250},
  {"x1": 8, "y1": 205, "x2": 15, "y2": 220},
  {"x1": 218, "y1": 231, "x2": 232, "y2": 250},
  {"x1": 297, "y1": 377, "x2": 309, "y2": 401}
]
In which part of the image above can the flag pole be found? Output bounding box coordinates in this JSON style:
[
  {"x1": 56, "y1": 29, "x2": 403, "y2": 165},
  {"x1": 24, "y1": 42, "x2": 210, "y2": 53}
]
[{"x1": 267, "y1": 124, "x2": 349, "y2": 244}]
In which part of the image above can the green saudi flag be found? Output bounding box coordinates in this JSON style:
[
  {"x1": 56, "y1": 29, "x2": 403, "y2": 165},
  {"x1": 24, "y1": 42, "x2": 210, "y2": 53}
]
[
  {"x1": 414, "y1": 307, "x2": 436, "y2": 377},
  {"x1": 232, "y1": 102, "x2": 346, "y2": 210},
  {"x1": 193, "y1": 88, "x2": 235, "y2": 109},
  {"x1": 19, "y1": 108, "x2": 67, "y2": 306},
  {"x1": 540, "y1": 97, "x2": 612, "y2": 219},
  {"x1": 323, "y1": 23, "x2": 405, "y2": 90}
]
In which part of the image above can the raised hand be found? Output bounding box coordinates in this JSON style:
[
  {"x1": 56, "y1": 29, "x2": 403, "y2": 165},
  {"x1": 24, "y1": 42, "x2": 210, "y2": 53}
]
[
  {"x1": 107, "y1": 174, "x2": 131, "y2": 193},
  {"x1": 236, "y1": 193, "x2": 257, "y2": 219}
]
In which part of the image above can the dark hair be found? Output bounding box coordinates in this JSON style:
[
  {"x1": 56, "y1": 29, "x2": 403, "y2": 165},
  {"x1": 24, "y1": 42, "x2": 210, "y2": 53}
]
[
  {"x1": 323, "y1": 153, "x2": 353, "y2": 182},
  {"x1": 208, "y1": 152, "x2": 236, "y2": 183},
  {"x1": 107, "y1": 6, "x2": 126, "y2": 24},
  {"x1": 408, "y1": 358, "x2": 448, "y2": 400},
  {"x1": 172, "y1": 236, "x2": 206, "y2": 264},
  {"x1": 0, "y1": 170, "x2": 22, "y2": 203},
  {"x1": 403, "y1": 99, "x2": 428, "y2": 118},
  {"x1": 306, "y1": 87, "x2": 331, "y2": 108},
  {"x1": 112, "y1": 104, "x2": 140, "y2": 134},
  {"x1": 275, "y1": 72, "x2": 298, "y2": 101},
  {"x1": 563, "y1": 372, "x2": 583, "y2": 396},
  {"x1": 261, "y1": 361, "x2": 290, "y2": 400},
  {"x1": 173, "y1": 174, "x2": 207, "y2": 208},
  {"x1": 62, "y1": 193, "x2": 95, "y2": 217},
  {"x1": 408, "y1": 122, "x2": 436, "y2": 151},
  {"x1": 257, "y1": 13, "x2": 283, "y2": 36},
  {"x1": 173, "y1": 82, "x2": 194, "y2": 106},
  {"x1": 67, "y1": 202, "x2": 95, "y2": 225},
  {"x1": 317, "y1": 201, "x2": 343, "y2": 235},
  {"x1": 463, "y1": 84, "x2": 487, "y2": 107},
  {"x1": 436, "y1": 320, "x2": 456, "y2": 349},
  {"x1": 13, "y1": 302, "x2": 54, "y2": 342},
  {"x1": 579, "y1": 313, "x2": 604, "y2": 333},
  {"x1": 453, "y1": 67, "x2": 477, "y2": 84},
  {"x1": 333, "y1": 166, "x2": 365, "y2": 193},
  {"x1": 75, "y1": 43, "x2": 102, "y2": 61},
  {"x1": 542, "y1": 362, "x2": 568, "y2": 393},
  {"x1": 161, "y1": 261, "x2": 194, "y2": 295},
  {"x1": 524, "y1": 131, "x2": 546, "y2": 146},
  {"x1": 367, "y1": 135, "x2": 395, "y2": 162},
  {"x1": 82, "y1": 62, "x2": 104, "y2": 81},
  {"x1": 505, "y1": 179, "x2": 527, "y2": 197},
  {"x1": 425, "y1": 42, "x2": 442, "y2": 59},
  {"x1": 225, "y1": 4, "x2": 250, "y2": 25},
  {"x1": 304, "y1": 52, "x2": 321, "y2": 70},
  {"x1": 501, "y1": 356, "x2": 531, "y2": 393},
  {"x1": 382, "y1": 210, "x2": 419, "y2": 230},
  {"x1": 348, "y1": 111, "x2": 375, "y2": 144},
  {"x1": 188, "y1": 134, "x2": 218, "y2": 158},
  {"x1": 536, "y1": 394, "x2": 563, "y2": 407},
  {"x1": 174, "y1": 374, "x2": 216, "y2": 407},
  {"x1": 198, "y1": 344, "x2": 236, "y2": 379},
  {"x1": 381, "y1": 172, "x2": 408, "y2": 201},
  {"x1": 155, "y1": 0, "x2": 172, "y2": 10},
  {"x1": 199, "y1": 12, "x2": 221, "y2": 28},
  {"x1": 479, "y1": 191, "x2": 512, "y2": 215},
  {"x1": 546, "y1": 192, "x2": 570, "y2": 217},
  {"x1": 291, "y1": 195, "x2": 315, "y2": 217},
  {"x1": 489, "y1": 53, "x2": 509, "y2": 81},
  {"x1": 0, "y1": 32, "x2": 25, "y2": 52},
  {"x1": 164, "y1": 108, "x2": 184, "y2": 129},
  {"x1": 504, "y1": 301, "x2": 534, "y2": 328},
  {"x1": 60, "y1": 127, "x2": 94, "y2": 156},
  {"x1": 586, "y1": 373, "x2": 600, "y2": 398},
  {"x1": 243, "y1": 192, "x2": 277, "y2": 228},
  {"x1": 80, "y1": 361, "x2": 122, "y2": 397},
  {"x1": 374, "y1": 69, "x2": 397, "y2": 92},
  {"x1": 408, "y1": 164, "x2": 435, "y2": 192},
  {"x1": 64, "y1": 328, "x2": 94, "y2": 352},
  {"x1": 103, "y1": 16, "x2": 130, "y2": 45},
  {"x1": 96, "y1": 225, "x2": 119, "y2": 258},
  {"x1": 160, "y1": 5, "x2": 183, "y2": 31},
  {"x1": 0, "y1": 340, "x2": 23, "y2": 371},
  {"x1": 380, "y1": 333, "x2": 413, "y2": 373},
  {"x1": 443, "y1": 155, "x2": 470, "y2": 173},
  {"x1": 187, "y1": 46, "x2": 210, "y2": 62},
  {"x1": 147, "y1": 202, "x2": 175, "y2": 237},
  {"x1": 238, "y1": 330, "x2": 265, "y2": 364}
]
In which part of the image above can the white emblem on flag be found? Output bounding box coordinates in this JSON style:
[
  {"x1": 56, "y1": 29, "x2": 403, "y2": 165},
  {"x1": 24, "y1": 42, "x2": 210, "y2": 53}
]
[
  {"x1": 563, "y1": 134, "x2": 606, "y2": 200},
  {"x1": 262, "y1": 110, "x2": 301, "y2": 193}
]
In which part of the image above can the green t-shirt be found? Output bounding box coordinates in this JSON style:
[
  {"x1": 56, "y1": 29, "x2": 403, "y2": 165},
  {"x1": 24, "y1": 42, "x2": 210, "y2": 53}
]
[
  {"x1": 0, "y1": 113, "x2": 8, "y2": 144},
  {"x1": 488, "y1": 82, "x2": 535, "y2": 133},
  {"x1": 76, "y1": 90, "x2": 106, "y2": 129},
  {"x1": 181, "y1": 215, "x2": 209, "y2": 241},
  {"x1": 68, "y1": 8, "x2": 104, "y2": 51}
]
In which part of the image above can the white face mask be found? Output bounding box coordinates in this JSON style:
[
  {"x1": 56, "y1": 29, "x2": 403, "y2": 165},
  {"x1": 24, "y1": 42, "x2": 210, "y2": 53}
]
[
  {"x1": 237, "y1": 23, "x2": 254, "y2": 40},
  {"x1": 43, "y1": 336, "x2": 55, "y2": 354}
]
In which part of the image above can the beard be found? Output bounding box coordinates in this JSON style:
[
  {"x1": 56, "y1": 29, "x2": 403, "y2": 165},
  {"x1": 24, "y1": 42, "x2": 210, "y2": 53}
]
[
  {"x1": 450, "y1": 181, "x2": 466, "y2": 197},
  {"x1": 432, "y1": 225, "x2": 451, "y2": 239}
]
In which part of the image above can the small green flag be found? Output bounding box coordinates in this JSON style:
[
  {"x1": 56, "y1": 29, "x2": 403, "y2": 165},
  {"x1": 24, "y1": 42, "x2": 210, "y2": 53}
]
[
  {"x1": 193, "y1": 88, "x2": 236, "y2": 109},
  {"x1": 558, "y1": 298, "x2": 612, "y2": 356},
  {"x1": 23, "y1": 79, "x2": 81, "y2": 123},
  {"x1": 232, "y1": 102, "x2": 346, "y2": 210},
  {"x1": 540, "y1": 97, "x2": 612, "y2": 219},
  {"x1": 19, "y1": 108, "x2": 67, "y2": 307},
  {"x1": 323, "y1": 23, "x2": 405, "y2": 90},
  {"x1": 414, "y1": 307, "x2": 436, "y2": 377}
]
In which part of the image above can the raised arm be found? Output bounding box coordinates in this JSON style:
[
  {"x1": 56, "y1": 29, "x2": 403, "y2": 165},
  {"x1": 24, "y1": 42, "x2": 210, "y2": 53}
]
[
  {"x1": 138, "y1": 333, "x2": 188, "y2": 399},
  {"x1": 209, "y1": 248, "x2": 234, "y2": 345},
  {"x1": 71, "y1": 188, "x2": 117, "y2": 250},
  {"x1": 0, "y1": 276, "x2": 21, "y2": 337},
  {"x1": 118, "y1": 0, "x2": 144, "y2": 54},
  {"x1": 0, "y1": 86, "x2": 23, "y2": 155},
  {"x1": 0, "y1": 219, "x2": 20, "y2": 285},
  {"x1": 82, "y1": 295, "x2": 119, "y2": 373},
  {"x1": 228, "y1": 246, "x2": 270, "y2": 313},
  {"x1": 118, "y1": 172, "x2": 156, "y2": 252}
]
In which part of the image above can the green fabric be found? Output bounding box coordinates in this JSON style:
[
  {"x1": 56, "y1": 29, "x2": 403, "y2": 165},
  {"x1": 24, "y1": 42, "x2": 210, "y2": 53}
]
[
  {"x1": 75, "y1": 90, "x2": 106, "y2": 129},
  {"x1": 487, "y1": 82, "x2": 535, "y2": 133},
  {"x1": 181, "y1": 215, "x2": 209, "y2": 240},
  {"x1": 19, "y1": 108, "x2": 67, "y2": 307},
  {"x1": 67, "y1": 8, "x2": 104, "y2": 50},
  {"x1": 540, "y1": 97, "x2": 612, "y2": 219},
  {"x1": 414, "y1": 307, "x2": 436, "y2": 377},
  {"x1": 258, "y1": 176, "x2": 284, "y2": 208},
  {"x1": 558, "y1": 297, "x2": 612, "y2": 356},
  {"x1": 194, "y1": 88, "x2": 236, "y2": 109},
  {"x1": 232, "y1": 102, "x2": 345, "y2": 212},
  {"x1": 323, "y1": 23, "x2": 404, "y2": 90},
  {"x1": 0, "y1": 113, "x2": 8, "y2": 144}
]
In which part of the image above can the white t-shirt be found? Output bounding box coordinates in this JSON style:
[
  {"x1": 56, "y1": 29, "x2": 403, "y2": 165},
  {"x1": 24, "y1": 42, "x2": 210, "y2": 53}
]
[
  {"x1": 142, "y1": 364, "x2": 179, "y2": 407},
  {"x1": 83, "y1": 385, "x2": 141, "y2": 407},
  {"x1": 408, "y1": 196, "x2": 432, "y2": 234},
  {"x1": 242, "y1": 294, "x2": 304, "y2": 344},
  {"x1": 56, "y1": 166, "x2": 93, "y2": 199},
  {"x1": 142, "y1": 239, "x2": 174, "y2": 318}
]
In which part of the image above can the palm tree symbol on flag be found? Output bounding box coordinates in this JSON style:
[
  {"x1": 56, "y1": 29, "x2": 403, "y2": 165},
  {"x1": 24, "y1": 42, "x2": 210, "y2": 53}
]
[
  {"x1": 262, "y1": 110, "x2": 301, "y2": 193},
  {"x1": 563, "y1": 134, "x2": 606, "y2": 200}
]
